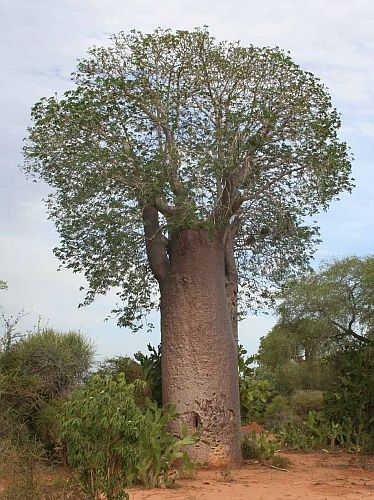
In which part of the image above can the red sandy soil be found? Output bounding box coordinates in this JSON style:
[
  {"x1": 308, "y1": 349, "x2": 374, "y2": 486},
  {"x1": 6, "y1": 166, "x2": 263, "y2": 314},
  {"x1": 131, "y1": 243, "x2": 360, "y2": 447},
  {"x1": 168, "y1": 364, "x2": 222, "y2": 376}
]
[{"x1": 129, "y1": 452, "x2": 374, "y2": 500}]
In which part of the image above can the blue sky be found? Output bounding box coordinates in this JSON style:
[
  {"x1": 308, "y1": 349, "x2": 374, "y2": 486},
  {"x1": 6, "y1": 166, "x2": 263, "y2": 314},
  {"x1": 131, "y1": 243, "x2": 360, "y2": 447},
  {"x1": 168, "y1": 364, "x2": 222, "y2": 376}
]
[{"x1": 0, "y1": 0, "x2": 373, "y2": 359}]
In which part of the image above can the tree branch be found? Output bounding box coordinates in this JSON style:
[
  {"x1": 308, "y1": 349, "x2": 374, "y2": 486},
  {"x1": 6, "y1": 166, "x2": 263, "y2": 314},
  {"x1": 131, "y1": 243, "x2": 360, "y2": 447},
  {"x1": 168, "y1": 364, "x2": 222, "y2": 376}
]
[
  {"x1": 224, "y1": 223, "x2": 239, "y2": 343},
  {"x1": 142, "y1": 204, "x2": 169, "y2": 284}
]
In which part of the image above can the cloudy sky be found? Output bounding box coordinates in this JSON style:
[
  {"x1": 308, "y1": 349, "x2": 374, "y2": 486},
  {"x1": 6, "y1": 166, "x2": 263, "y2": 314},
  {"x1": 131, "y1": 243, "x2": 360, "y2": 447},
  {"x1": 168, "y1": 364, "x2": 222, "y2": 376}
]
[{"x1": 0, "y1": 0, "x2": 373, "y2": 359}]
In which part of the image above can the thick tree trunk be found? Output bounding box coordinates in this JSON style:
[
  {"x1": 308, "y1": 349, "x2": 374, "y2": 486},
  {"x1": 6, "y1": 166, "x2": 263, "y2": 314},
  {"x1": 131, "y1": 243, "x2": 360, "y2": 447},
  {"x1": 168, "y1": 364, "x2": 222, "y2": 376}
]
[{"x1": 160, "y1": 228, "x2": 241, "y2": 465}]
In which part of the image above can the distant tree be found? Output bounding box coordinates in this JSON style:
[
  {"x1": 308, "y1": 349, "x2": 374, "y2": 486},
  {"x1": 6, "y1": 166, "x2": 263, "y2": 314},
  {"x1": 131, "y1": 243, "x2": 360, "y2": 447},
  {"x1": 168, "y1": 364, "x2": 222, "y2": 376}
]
[
  {"x1": 96, "y1": 355, "x2": 144, "y2": 383},
  {"x1": 23, "y1": 28, "x2": 352, "y2": 463},
  {"x1": 278, "y1": 256, "x2": 374, "y2": 344},
  {"x1": 0, "y1": 280, "x2": 7, "y2": 290}
]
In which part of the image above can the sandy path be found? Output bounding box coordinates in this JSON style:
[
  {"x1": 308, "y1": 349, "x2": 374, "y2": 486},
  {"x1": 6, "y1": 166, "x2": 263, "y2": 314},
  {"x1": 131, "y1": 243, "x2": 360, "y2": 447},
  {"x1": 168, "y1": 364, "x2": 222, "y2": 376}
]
[{"x1": 129, "y1": 452, "x2": 374, "y2": 500}]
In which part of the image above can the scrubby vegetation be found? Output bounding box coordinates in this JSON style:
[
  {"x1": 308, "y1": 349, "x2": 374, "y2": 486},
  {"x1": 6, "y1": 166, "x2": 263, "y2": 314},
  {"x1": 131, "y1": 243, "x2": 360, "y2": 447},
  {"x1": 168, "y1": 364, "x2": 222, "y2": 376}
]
[
  {"x1": 0, "y1": 255, "x2": 372, "y2": 498},
  {"x1": 0, "y1": 314, "x2": 196, "y2": 499},
  {"x1": 239, "y1": 256, "x2": 374, "y2": 454}
]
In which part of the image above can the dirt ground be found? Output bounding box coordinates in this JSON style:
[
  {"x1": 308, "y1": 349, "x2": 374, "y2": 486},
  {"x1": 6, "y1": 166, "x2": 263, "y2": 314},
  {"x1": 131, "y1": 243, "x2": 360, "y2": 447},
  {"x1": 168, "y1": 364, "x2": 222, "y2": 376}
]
[{"x1": 129, "y1": 452, "x2": 374, "y2": 500}]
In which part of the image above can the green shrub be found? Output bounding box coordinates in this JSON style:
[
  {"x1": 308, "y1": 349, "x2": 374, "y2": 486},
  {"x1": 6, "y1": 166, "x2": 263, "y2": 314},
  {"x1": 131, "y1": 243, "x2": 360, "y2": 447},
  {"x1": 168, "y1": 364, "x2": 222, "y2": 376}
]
[
  {"x1": 269, "y1": 454, "x2": 291, "y2": 469},
  {"x1": 59, "y1": 374, "x2": 142, "y2": 499},
  {"x1": 278, "y1": 411, "x2": 328, "y2": 450},
  {"x1": 278, "y1": 409, "x2": 374, "y2": 452},
  {"x1": 34, "y1": 399, "x2": 66, "y2": 461},
  {"x1": 240, "y1": 379, "x2": 274, "y2": 424},
  {"x1": 0, "y1": 329, "x2": 94, "y2": 459},
  {"x1": 326, "y1": 345, "x2": 374, "y2": 435},
  {"x1": 3, "y1": 329, "x2": 94, "y2": 400},
  {"x1": 134, "y1": 344, "x2": 162, "y2": 406},
  {"x1": 59, "y1": 374, "x2": 197, "y2": 498},
  {"x1": 238, "y1": 346, "x2": 274, "y2": 423},
  {"x1": 264, "y1": 395, "x2": 291, "y2": 430},
  {"x1": 291, "y1": 390, "x2": 324, "y2": 417},
  {"x1": 241, "y1": 431, "x2": 278, "y2": 460},
  {"x1": 135, "y1": 399, "x2": 197, "y2": 488}
]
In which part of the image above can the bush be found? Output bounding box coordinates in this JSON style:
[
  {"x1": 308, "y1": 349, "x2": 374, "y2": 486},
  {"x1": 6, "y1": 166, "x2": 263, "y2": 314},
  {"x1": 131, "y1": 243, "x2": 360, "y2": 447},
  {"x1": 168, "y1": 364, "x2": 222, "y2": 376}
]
[
  {"x1": 0, "y1": 329, "x2": 94, "y2": 459},
  {"x1": 59, "y1": 374, "x2": 197, "y2": 498},
  {"x1": 96, "y1": 355, "x2": 145, "y2": 383},
  {"x1": 2, "y1": 329, "x2": 94, "y2": 400},
  {"x1": 0, "y1": 438, "x2": 70, "y2": 500},
  {"x1": 134, "y1": 344, "x2": 162, "y2": 406},
  {"x1": 264, "y1": 395, "x2": 292, "y2": 430},
  {"x1": 241, "y1": 431, "x2": 278, "y2": 460},
  {"x1": 238, "y1": 345, "x2": 274, "y2": 423},
  {"x1": 240, "y1": 379, "x2": 274, "y2": 424},
  {"x1": 326, "y1": 345, "x2": 374, "y2": 436},
  {"x1": 278, "y1": 411, "x2": 327, "y2": 450},
  {"x1": 291, "y1": 390, "x2": 324, "y2": 417},
  {"x1": 34, "y1": 399, "x2": 66, "y2": 461},
  {"x1": 269, "y1": 454, "x2": 291, "y2": 469},
  {"x1": 60, "y1": 374, "x2": 142, "y2": 499},
  {"x1": 278, "y1": 409, "x2": 374, "y2": 452}
]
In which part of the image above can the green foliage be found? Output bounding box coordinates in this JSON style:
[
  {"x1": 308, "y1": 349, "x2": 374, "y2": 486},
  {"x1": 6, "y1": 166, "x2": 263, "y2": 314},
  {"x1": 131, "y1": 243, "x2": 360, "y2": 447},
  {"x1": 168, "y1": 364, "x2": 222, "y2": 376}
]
[
  {"x1": 278, "y1": 410, "x2": 372, "y2": 451},
  {"x1": 0, "y1": 280, "x2": 7, "y2": 290},
  {"x1": 249, "y1": 255, "x2": 374, "y2": 452},
  {"x1": 134, "y1": 344, "x2": 162, "y2": 406},
  {"x1": 135, "y1": 399, "x2": 197, "y2": 488},
  {"x1": 264, "y1": 395, "x2": 291, "y2": 430},
  {"x1": 290, "y1": 390, "x2": 324, "y2": 417},
  {"x1": 278, "y1": 255, "x2": 374, "y2": 344},
  {"x1": 96, "y1": 355, "x2": 144, "y2": 383},
  {"x1": 258, "y1": 320, "x2": 330, "y2": 370},
  {"x1": 59, "y1": 374, "x2": 197, "y2": 498},
  {"x1": 325, "y1": 343, "x2": 374, "y2": 449},
  {"x1": 240, "y1": 379, "x2": 274, "y2": 424},
  {"x1": 23, "y1": 28, "x2": 353, "y2": 327},
  {"x1": 34, "y1": 398, "x2": 66, "y2": 460},
  {"x1": 0, "y1": 328, "x2": 94, "y2": 462},
  {"x1": 1, "y1": 328, "x2": 94, "y2": 400},
  {"x1": 59, "y1": 374, "x2": 142, "y2": 499},
  {"x1": 241, "y1": 431, "x2": 278, "y2": 460},
  {"x1": 238, "y1": 346, "x2": 274, "y2": 423}
]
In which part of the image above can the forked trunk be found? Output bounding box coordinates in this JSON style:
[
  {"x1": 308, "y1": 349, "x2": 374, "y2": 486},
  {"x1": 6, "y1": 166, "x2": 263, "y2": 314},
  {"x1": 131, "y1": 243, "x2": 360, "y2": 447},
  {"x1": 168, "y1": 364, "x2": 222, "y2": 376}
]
[{"x1": 160, "y1": 229, "x2": 241, "y2": 465}]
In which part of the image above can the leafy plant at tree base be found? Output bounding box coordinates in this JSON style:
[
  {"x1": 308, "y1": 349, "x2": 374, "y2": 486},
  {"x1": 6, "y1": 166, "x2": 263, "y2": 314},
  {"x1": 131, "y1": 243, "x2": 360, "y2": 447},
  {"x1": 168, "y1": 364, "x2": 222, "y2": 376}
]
[
  {"x1": 135, "y1": 344, "x2": 162, "y2": 406},
  {"x1": 59, "y1": 374, "x2": 198, "y2": 498},
  {"x1": 135, "y1": 399, "x2": 197, "y2": 488}
]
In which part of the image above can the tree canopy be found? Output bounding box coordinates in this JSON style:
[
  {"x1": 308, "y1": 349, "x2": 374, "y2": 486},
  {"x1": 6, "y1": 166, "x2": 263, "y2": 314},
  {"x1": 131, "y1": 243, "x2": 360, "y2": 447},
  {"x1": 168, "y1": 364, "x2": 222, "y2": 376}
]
[
  {"x1": 23, "y1": 28, "x2": 352, "y2": 328},
  {"x1": 278, "y1": 255, "x2": 373, "y2": 344}
]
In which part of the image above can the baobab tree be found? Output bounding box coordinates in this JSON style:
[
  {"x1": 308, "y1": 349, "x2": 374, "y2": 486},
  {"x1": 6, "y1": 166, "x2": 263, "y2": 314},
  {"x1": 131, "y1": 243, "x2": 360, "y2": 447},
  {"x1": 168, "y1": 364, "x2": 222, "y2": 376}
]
[{"x1": 23, "y1": 28, "x2": 352, "y2": 464}]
